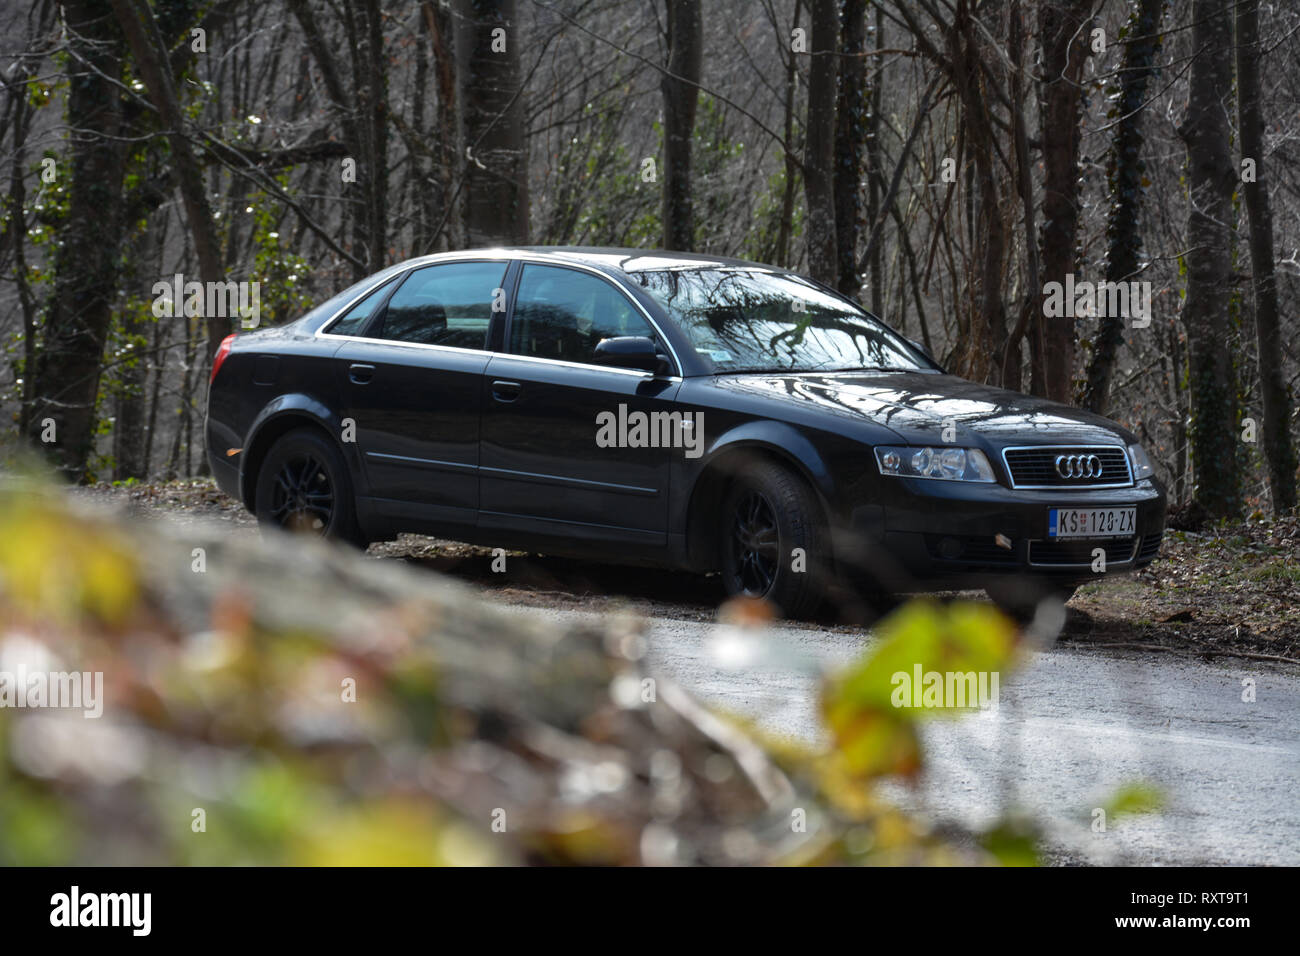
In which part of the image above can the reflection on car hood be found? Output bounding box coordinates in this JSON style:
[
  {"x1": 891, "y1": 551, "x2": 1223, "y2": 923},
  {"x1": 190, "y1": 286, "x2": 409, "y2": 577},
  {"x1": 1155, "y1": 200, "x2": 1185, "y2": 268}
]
[{"x1": 715, "y1": 371, "x2": 1134, "y2": 447}]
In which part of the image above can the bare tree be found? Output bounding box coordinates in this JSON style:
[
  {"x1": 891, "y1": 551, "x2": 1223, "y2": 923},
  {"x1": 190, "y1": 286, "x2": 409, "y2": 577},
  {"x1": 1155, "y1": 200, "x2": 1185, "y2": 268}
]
[
  {"x1": 1236, "y1": 0, "x2": 1297, "y2": 512},
  {"x1": 1033, "y1": 0, "x2": 1091, "y2": 402},
  {"x1": 661, "y1": 0, "x2": 702, "y2": 251},
  {"x1": 1177, "y1": 0, "x2": 1240, "y2": 518},
  {"x1": 802, "y1": 0, "x2": 837, "y2": 285},
  {"x1": 458, "y1": 0, "x2": 530, "y2": 245},
  {"x1": 1085, "y1": 0, "x2": 1164, "y2": 416},
  {"x1": 112, "y1": 0, "x2": 228, "y2": 361},
  {"x1": 26, "y1": 0, "x2": 129, "y2": 480},
  {"x1": 833, "y1": 0, "x2": 867, "y2": 297}
]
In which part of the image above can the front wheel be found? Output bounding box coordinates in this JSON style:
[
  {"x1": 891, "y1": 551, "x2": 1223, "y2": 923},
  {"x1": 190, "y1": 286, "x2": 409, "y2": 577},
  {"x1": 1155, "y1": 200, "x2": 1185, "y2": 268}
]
[
  {"x1": 720, "y1": 460, "x2": 828, "y2": 619},
  {"x1": 254, "y1": 427, "x2": 367, "y2": 547}
]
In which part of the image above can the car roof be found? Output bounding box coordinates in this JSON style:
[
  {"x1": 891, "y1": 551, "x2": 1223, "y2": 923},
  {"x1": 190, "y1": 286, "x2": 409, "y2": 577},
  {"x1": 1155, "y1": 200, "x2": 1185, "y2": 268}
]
[{"x1": 488, "y1": 246, "x2": 780, "y2": 275}]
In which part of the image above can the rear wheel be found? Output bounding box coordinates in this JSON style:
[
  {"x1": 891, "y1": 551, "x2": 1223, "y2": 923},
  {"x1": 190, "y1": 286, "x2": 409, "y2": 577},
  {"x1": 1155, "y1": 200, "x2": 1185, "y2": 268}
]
[
  {"x1": 255, "y1": 427, "x2": 367, "y2": 547},
  {"x1": 720, "y1": 460, "x2": 828, "y2": 619}
]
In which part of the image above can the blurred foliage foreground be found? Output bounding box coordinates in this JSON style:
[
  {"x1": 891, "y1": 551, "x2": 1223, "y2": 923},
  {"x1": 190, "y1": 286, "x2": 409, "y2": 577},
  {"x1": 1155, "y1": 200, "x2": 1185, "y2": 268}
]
[{"x1": 0, "y1": 485, "x2": 1098, "y2": 865}]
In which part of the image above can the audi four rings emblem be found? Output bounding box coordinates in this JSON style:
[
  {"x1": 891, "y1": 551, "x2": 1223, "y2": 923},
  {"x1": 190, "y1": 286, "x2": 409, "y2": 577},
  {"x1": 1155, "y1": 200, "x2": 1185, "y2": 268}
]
[{"x1": 1055, "y1": 453, "x2": 1103, "y2": 479}]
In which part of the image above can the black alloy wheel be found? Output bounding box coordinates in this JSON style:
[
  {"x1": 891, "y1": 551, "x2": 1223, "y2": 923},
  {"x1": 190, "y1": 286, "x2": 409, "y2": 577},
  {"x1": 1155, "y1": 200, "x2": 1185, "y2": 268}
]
[
  {"x1": 255, "y1": 427, "x2": 367, "y2": 547},
  {"x1": 720, "y1": 459, "x2": 829, "y2": 618}
]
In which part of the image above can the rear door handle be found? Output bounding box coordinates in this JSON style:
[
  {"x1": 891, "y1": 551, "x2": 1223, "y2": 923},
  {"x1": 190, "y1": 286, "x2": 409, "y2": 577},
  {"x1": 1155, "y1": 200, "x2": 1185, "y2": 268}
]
[
  {"x1": 491, "y1": 380, "x2": 521, "y2": 402},
  {"x1": 349, "y1": 363, "x2": 375, "y2": 385}
]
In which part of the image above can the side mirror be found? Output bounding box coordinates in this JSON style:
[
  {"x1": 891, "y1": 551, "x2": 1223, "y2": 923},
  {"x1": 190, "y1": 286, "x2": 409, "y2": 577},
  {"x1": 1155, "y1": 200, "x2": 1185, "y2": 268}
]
[{"x1": 593, "y1": 336, "x2": 671, "y2": 375}]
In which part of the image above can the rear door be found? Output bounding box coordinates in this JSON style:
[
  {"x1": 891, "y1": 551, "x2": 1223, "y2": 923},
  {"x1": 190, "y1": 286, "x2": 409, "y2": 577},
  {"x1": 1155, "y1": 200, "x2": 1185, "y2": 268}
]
[
  {"x1": 478, "y1": 262, "x2": 683, "y2": 548},
  {"x1": 331, "y1": 259, "x2": 510, "y2": 529}
]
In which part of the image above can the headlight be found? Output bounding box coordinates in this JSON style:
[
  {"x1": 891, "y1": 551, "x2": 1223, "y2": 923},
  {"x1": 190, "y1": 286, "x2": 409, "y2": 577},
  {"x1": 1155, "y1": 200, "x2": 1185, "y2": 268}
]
[
  {"x1": 1127, "y1": 443, "x2": 1155, "y2": 481},
  {"x1": 874, "y1": 445, "x2": 996, "y2": 482}
]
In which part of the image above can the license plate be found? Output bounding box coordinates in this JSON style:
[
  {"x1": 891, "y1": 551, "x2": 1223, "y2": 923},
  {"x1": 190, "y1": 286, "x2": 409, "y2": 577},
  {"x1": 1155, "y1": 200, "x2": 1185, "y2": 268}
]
[{"x1": 1048, "y1": 507, "x2": 1135, "y2": 539}]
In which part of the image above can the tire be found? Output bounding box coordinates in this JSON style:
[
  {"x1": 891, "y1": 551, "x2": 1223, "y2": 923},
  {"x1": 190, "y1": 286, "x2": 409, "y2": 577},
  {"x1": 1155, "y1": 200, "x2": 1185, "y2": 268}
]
[
  {"x1": 720, "y1": 459, "x2": 829, "y2": 619},
  {"x1": 254, "y1": 427, "x2": 367, "y2": 547}
]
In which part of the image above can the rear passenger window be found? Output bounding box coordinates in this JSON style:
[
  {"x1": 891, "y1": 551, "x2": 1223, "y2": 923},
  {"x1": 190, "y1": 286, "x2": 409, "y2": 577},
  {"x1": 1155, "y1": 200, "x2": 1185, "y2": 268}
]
[
  {"x1": 510, "y1": 264, "x2": 656, "y2": 364},
  {"x1": 372, "y1": 261, "x2": 507, "y2": 349},
  {"x1": 326, "y1": 275, "x2": 400, "y2": 335}
]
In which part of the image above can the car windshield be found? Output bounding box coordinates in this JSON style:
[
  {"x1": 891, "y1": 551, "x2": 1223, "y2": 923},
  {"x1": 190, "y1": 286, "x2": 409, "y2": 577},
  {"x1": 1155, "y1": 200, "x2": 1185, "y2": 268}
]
[{"x1": 629, "y1": 267, "x2": 930, "y2": 373}]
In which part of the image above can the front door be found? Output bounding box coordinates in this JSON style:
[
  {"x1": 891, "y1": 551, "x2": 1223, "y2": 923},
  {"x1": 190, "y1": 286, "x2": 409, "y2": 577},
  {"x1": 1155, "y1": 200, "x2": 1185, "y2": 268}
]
[{"x1": 479, "y1": 263, "x2": 683, "y2": 548}]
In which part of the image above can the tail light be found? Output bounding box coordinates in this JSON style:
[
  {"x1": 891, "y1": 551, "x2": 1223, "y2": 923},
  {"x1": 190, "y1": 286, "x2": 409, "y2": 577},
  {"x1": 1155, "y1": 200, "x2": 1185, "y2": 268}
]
[{"x1": 210, "y1": 333, "x2": 237, "y2": 383}]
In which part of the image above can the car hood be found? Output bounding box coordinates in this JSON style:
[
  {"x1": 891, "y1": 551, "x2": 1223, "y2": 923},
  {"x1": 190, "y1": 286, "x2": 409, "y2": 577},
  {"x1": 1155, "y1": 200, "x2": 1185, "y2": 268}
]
[{"x1": 716, "y1": 371, "x2": 1135, "y2": 449}]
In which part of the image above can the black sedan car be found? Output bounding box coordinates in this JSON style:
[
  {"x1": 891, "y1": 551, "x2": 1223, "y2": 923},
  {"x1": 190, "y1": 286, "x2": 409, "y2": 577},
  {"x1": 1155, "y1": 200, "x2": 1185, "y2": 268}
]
[{"x1": 206, "y1": 247, "x2": 1165, "y2": 617}]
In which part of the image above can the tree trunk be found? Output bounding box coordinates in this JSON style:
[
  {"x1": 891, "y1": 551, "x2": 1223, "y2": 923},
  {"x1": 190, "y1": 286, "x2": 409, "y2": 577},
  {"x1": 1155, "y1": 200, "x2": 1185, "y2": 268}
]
[
  {"x1": 1002, "y1": 0, "x2": 1043, "y2": 393},
  {"x1": 802, "y1": 0, "x2": 837, "y2": 285},
  {"x1": 25, "y1": 0, "x2": 128, "y2": 481},
  {"x1": 775, "y1": 0, "x2": 802, "y2": 269},
  {"x1": 865, "y1": 4, "x2": 883, "y2": 315},
  {"x1": 1236, "y1": 0, "x2": 1297, "y2": 512},
  {"x1": 1085, "y1": 0, "x2": 1164, "y2": 415},
  {"x1": 112, "y1": 0, "x2": 229, "y2": 364},
  {"x1": 287, "y1": 0, "x2": 367, "y2": 279},
  {"x1": 1177, "y1": 0, "x2": 1240, "y2": 519},
  {"x1": 948, "y1": 8, "x2": 1006, "y2": 385},
  {"x1": 1033, "y1": 0, "x2": 1091, "y2": 402},
  {"x1": 355, "y1": 0, "x2": 388, "y2": 272},
  {"x1": 458, "y1": 0, "x2": 529, "y2": 245},
  {"x1": 833, "y1": 0, "x2": 867, "y2": 297},
  {"x1": 661, "y1": 0, "x2": 702, "y2": 252}
]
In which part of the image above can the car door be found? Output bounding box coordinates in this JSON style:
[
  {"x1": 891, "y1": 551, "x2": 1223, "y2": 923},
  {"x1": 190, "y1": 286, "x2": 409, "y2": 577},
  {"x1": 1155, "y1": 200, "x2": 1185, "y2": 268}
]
[
  {"x1": 331, "y1": 258, "x2": 510, "y2": 529},
  {"x1": 478, "y1": 262, "x2": 683, "y2": 548}
]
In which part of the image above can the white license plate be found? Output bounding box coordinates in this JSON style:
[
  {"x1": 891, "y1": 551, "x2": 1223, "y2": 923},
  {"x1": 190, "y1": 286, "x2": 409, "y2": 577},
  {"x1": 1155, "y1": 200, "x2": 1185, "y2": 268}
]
[{"x1": 1048, "y1": 507, "x2": 1135, "y2": 539}]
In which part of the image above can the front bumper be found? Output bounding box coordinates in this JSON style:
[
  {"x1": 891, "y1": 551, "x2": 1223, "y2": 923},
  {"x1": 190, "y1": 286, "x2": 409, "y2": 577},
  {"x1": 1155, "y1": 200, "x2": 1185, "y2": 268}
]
[{"x1": 838, "y1": 475, "x2": 1166, "y2": 590}]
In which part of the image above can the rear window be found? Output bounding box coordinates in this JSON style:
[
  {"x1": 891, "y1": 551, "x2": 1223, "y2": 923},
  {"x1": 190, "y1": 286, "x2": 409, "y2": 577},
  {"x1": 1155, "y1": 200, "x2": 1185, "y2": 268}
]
[
  {"x1": 372, "y1": 261, "x2": 508, "y2": 349},
  {"x1": 324, "y1": 275, "x2": 401, "y2": 335}
]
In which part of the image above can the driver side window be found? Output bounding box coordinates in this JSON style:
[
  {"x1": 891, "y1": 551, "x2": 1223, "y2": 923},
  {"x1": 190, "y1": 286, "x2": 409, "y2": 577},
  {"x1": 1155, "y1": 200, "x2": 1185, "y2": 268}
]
[{"x1": 510, "y1": 264, "x2": 656, "y2": 364}]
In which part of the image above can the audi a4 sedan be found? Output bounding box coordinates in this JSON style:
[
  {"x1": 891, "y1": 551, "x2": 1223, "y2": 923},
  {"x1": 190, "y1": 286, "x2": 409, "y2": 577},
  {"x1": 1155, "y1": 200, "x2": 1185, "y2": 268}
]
[{"x1": 206, "y1": 247, "x2": 1165, "y2": 618}]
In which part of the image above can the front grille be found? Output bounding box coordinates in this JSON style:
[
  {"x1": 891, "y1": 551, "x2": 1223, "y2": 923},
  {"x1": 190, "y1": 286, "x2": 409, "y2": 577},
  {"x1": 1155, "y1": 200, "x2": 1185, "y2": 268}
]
[
  {"x1": 1028, "y1": 537, "x2": 1137, "y2": 567},
  {"x1": 1137, "y1": 530, "x2": 1163, "y2": 562},
  {"x1": 1002, "y1": 446, "x2": 1132, "y2": 488}
]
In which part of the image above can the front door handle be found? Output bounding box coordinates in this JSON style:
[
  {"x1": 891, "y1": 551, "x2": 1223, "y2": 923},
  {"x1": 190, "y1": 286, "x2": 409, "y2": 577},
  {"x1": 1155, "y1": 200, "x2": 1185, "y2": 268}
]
[
  {"x1": 349, "y1": 363, "x2": 375, "y2": 385},
  {"x1": 491, "y1": 380, "x2": 522, "y2": 403}
]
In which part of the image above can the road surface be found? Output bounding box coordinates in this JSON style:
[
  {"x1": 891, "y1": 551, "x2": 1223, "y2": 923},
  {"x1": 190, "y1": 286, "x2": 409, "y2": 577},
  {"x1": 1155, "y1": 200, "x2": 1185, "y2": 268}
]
[{"x1": 505, "y1": 604, "x2": 1300, "y2": 865}]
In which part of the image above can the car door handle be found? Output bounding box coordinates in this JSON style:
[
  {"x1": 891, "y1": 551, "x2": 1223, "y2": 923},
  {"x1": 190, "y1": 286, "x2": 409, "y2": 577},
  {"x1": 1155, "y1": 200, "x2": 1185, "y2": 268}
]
[
  {"x1": 349, "y1": 363, "x2": 375, "y2": 384},
  {"x1": 491, "y1": 380, "x2": 522, "y2": 403}
]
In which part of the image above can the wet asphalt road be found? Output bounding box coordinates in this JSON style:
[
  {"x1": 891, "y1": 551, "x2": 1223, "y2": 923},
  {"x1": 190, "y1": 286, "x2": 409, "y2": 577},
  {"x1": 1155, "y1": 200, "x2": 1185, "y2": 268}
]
[{"x1": 506, "y1": 604, "x2": 1300, "y2": 866}]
